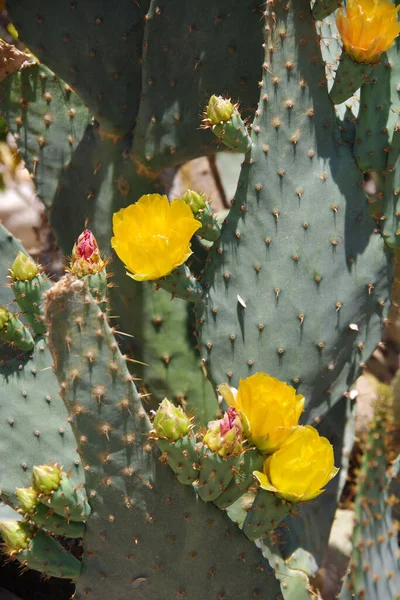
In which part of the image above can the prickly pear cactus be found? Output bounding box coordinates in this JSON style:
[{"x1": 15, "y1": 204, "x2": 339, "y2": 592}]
[
  {"x1": 340, "y1": 386, "x2": 400, "y2": 599},
  {"x1": 44, "y1": 276, "x2": 282, "y2": 599},
  {"x1": 0, "y1": 0, "x2": 399, "y2": 598}
]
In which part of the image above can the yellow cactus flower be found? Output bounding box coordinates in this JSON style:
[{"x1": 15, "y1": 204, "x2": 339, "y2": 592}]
[
  {"x1": 336, "y1": 0, "x2": 400, "y2": 64},
  {"x1": 218, "y1": 372, "x2": 305, "y2": 454},
  {"x1": 111, "y1": 194, "x2": 201, "y2": 281},
  {"x1": 254, "y1": 425, "x2": 339, "y2": 502}
]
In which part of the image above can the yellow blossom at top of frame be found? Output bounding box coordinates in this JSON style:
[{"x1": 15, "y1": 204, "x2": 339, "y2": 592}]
[
  {"x1": 336, "y1": 0, "x2": 400, "y2": 64},
  {"x1": 111, "y1": 194, "x2": 201, "y2": 281}
]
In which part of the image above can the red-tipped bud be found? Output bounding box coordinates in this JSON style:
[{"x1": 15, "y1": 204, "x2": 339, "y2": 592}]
[
  {"x1": 203, "y1": 407, "x2": 244, "y2": 457},
  {"x1": 70, "y1": 229, "x2": 105, "y2": 277}
]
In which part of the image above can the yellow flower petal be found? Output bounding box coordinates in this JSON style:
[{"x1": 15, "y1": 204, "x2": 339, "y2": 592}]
[
  {"x1": 257, "y1": 426, "x2": 338, "y2": 503},
  {"x1": 231, "y1": 372, "x2": 305, "y2": 453},
  {"x1": 253, "y1": 468, "x2": 278, "y2": 494},
  {"x1": 337, "y1": 0, "x2": 400, "y2": 64},
  {"x1": 111, "y1": 194, "x2": 201, "y2": 281},
  {"x1": 217, "y1": 383, "x2": 238, "y2": 408}
]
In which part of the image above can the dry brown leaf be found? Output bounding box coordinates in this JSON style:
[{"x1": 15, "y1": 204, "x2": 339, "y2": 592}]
[{"x1": 0, "y1": 39, "x2": 33, "y2": 82}]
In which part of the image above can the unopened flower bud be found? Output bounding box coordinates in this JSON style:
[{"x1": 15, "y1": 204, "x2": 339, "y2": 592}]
[
  {"x1": 206, "y1": 95, "x2": 234, "y2": 125},
  {"x1": 32, "y1": 464, "x2": 62, "y2": 494},
  {"x1": 70, "y1": 229, "x2": 105, "y2": 277},
  {"x1": 0, "y1": 307, "x2": 10, "y2": 330},
  {"x1": 16, "y1": 487, "x2": 39, "y2": 514},
  {"x1": 181, "y1": 189, "x2": 208, "y2": 214},
  {"x1": 0, "y1": 521, "x2": 30, "y2": 554},
  {"x1": 10, "y1": 252, "x2": 39, "y2": 281},
  {"x1": 153, "y1": 398, "x2": 191, "y2": 440},
  {"x1": 203, "y1": 407, "x2": 244, "y2": 457}
]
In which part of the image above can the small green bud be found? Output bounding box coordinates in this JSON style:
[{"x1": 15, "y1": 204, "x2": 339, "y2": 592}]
[
  {"x1": 0, "y1": 307, "x2": 10, "y2": 330},
  {"x1": 10, "y1": 251, "x2": 39, "y2": 281},
  {"x1": 203, "y1": 408, "x2": 243, "y2": 457},
  {"x1": 16, "y1": 487, "x2": 39, "y2": 514},
  {"x1": 32, "y1": 464, "x2": 62, "y2": 494},
  {"x1": 206, "y1": 95, "x2": 234, "y2": 125},
  {"x1": 153, "y1": 399, "x2": 191, "y2": 440},
  {"x1": 0, "y1": 521, "x2": 30, "y2": 554},
  {"x1": 181, "y1": 189, "x2": 208, "y2": 214}
]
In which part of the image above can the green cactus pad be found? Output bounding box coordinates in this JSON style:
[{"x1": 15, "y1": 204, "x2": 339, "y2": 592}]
[
  {"x1": 6, "y1": 0, "x2": 149, "y2": 135},
  {"x1": 156, "y1": 434, "x2": 199, "y2": 485},
  {"x1": 213, "y1": 449, "x2": 265, "y2": 510},
  {"x1": 195, "y1": 0, "x2": 393, "y2": 427},
  {"x1": 141, "y1": 284, "x2": 219, "y2": 426},
  {"x1": 329, "y1": 52, "x2": 372, "y2": 105},
  {"x1": 16, "y1": 528, "x2": 81, "y2": 580},
  {"x1": 132, "y1": 0, "x2": 264, "y2": 169},
  {"x1": 0, "y1": 63, "x2": 91, "y2": 210},
  {"x1": 382, "y1": 132, "x2": 400, "y2": 247},
  {"x1": 11, "y1": 272, "x2": 51, "y2": 335},
  {"x1": 0, "y1": 225, "x2": 84, "y2": 509},
  {"x1": 26, "y1": 503, "x2": 85, "y2": 539},
  {"x1": 353, "y1": 62, "x2": 393, "y2": 173},
  {"x1": 339, "y1": 398, "x2": 400, "y2": 599},
  {"x1": 312, "y1": 0, "x2": 341, "y2": 20},
  {"x1": 242, "y1": 489, "x2": 292, "y2": 541},
  {"x1": 80, "y1": 270, "x2": 109, "y2": 311},
  {"x1": 206, "y1": 105, "x2": 251, "y2": 154},
  {"x1": 38, "y1": 473, "x2": 90, "y2": 522},
  {"x1": 196, "y1": 447, "x2": 238, "y2": 502},
  {"x1": 194, "y1": 206, "x2": 221, "y2": 243},
  {"x1": 156, "y1": 263, "x2": 203, "y2": 303},
  {"x1": 44, "y1": 275, "x2": 283, "y2": 599},
  {"x1": 0, "y1": 310, "x2": 34, "y2": 352}
]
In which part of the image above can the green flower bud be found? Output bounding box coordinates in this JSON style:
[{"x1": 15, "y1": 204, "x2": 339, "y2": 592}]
[
  {"x1": 181, "y1": 189, "x2": 208, "y2": 214},
  {"x1": 10, "y1": 251, "x2": 39, "y2": 281},
  {"x1": 0, "y1": 307, "x2": 10, "y2": 330},
  {"x1": 153, "y1": 398, "x2": 191, "y2": 440},
  {"x1": 203, "y1": 408, "x2": 243, "y2": 457},
  {"x1": 206, "y1": 95, "x2": 234, "y2": 125},
  {"x1": 32, "y1": 464, "x2": 62, "y2": 494},
  {"x1": 16, "y1": 487, "x2": 39, "y2": 514},
  {"x1": 0, "y1": 521, "x2": 30, "y2": 554}
]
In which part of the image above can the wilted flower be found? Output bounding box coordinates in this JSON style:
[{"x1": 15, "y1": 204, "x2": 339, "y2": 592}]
[
  {"x1": 153, "y1": 398, "x2": 191, "y2": 440},
  {"x1": 336, "y1": 0, "x2": 400, "y2": 64},
  {"x1": 10, "y1": 251, "x2": 39, "y2": 281},
  {"x1": 218, "y1": 372, "x2": 304, "y2": 454},
  {"x1": 0, "y1": 521, "x2": 30, "y2": 554},
  {"x1": 71, "y1": 229, "x2": 105, "y2": 277},
  {"x1": 203, "y1": 407, "x2": 244, "y2": 457},
  {"x1": 111, "y1": 194, "x2": 201, "y2": 281},
  {"x1": 32, "y1": 464, "x2": 62, "y2": 494},
  {"x1": 254, "y1": 425, "x2": 339, "y2": 502}
]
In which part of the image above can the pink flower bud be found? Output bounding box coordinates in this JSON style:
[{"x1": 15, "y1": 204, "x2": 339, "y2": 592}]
[
  {"x1": 219, "y1": 407, "x2": 243, "y2": 437},
  {"x1": 70, "y1": 230, "x2": 105, "y2": 277},
  {"x1": 203, "y1": 408, "x2": 244, "y2": 457},
  {"x1": 75, "y1": 229, "x2": 98, "y2": 260}
]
